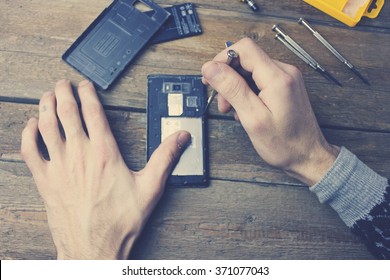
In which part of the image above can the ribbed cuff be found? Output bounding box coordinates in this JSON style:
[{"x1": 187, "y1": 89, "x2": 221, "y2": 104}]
[{"x1": 310, "y1": 147, "x2": 388, "y2": 227}]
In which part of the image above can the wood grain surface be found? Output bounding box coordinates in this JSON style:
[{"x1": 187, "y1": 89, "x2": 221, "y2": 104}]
[{"x1": 1, "y1": 0, "x2": 389, "y2": 259}]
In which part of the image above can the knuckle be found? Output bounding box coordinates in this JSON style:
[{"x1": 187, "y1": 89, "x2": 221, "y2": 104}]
[
  {"x1": 39, "y1": 92, "x2": 54, "y2": 105},
  {"x1": 94, "y1": 143, "x2": 117, "y2": 166},
  {"x1": 240, "y1": 37, "x2": 256, "y2": 49},
  {"x1": 38, "y1": 116, "x2": 56, "y2": 133},
  {"x1": 57, "y1": 101, "x2": 79, "y2": 119},
  {"x1": 98, "y1": 148, "x2": 111, "y2": 164},
  {"x1": 21, "y1": 119, "x2": 37, "y2": 160},
  {"x1": 283, "y1": 74, "x2": 296, "y2": 88},
  {"x1": 21, "y1": 122, "x2": 31, "y2": 139},
  {"x1": 21, "y1": 146, "x2": 33, "y2": 163},
  {"x1": 225, "y1": 77, "x2": 243, "y2": 101},
  {"x1": 20, "y1": 138, "x2": 31, "y2": 161},
  {"x1": 20, "y1": 149, "x2": 28, "y2": 161},
  {"x1": 166, "y1": 148, "x2": 178, "y2": 166},
  {"x1": 246, "y1": 119, "x2": 262, "y2": 134},
  {"x1": 160, "y1": 140, "x2": 180, "y2": 167},
  {"x1": 287, "y1": 65, "x2": 302, "y2": 80},
  {"x1": 245, "y1": 112, "x2": 271, "y2": 134},
  {"x1": 278, "y1": 71, "x2": 299, "y2": 90},
  {"x1": 240, "y1": 37, "x2": 264, "y2": 58},
  {"x1": 83, "y1": 102, "x2": 104, "y2": 119}
]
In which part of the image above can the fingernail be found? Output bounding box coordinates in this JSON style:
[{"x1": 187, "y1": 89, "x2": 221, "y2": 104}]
[
  {"x1": 177, "y1": 131, "x2": 191, "y2": 150},
  {"x1": 78, "y1": 80, "x2": 91, "y2": 87},
  {"x1": 56, "y1": 79, "x2": 70, "y2": 86},
  {"x1": 202, "y1": 61, "x2": 222, "y2": 81}
]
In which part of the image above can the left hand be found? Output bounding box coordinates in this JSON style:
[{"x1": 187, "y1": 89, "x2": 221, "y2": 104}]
[{"x1": 21, "y1": 80, "x2": 191, "y2": 259}]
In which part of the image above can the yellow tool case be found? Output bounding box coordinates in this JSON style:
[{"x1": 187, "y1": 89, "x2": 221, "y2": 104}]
[{"x1": 303, "y1": 0, "x2": 385, "y2": 27}]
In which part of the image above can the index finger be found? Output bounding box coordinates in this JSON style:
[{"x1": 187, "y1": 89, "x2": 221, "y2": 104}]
[{"x1": 212, "y1": 38, "x2": 283, "y2": 90}]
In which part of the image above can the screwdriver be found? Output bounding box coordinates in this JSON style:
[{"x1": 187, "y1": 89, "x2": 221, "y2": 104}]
[
  {"x1": 204, "y1": 49, "x2": 239, "y2": 114},
  {"x1": 274, "y1": 33, "x2": 338, "y2": 85},
  {"x1": 298, "y1": 17, "x2": 370, "y2": 85},
  {"x1": 273, "y1": 24, "x2": 342, "y2": 87}
]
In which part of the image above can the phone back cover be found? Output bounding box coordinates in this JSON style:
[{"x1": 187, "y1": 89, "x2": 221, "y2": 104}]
[{"x1": 62, "y1": 0, "x2": 170, "y2": 90}]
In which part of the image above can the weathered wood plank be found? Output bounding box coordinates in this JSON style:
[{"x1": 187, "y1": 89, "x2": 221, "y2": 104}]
[
  {"x1": 131, "y1": 180, "x2": 373, "y2": 259},
  {"x1": 1, "y1": 2, "x2": 389, "y2": 131},
  {"x1": 0, "y1": 161, "x2": 56, "y2": 260},
  {"x1": 1, "y1": 102, "x2": 390, "y2": 186},
  {"x1": 0, "y1": 161, "x2": 373, "y2": 259},
  {"x1": 1, "y1": 50, "x2": 390, "y2": 132}
]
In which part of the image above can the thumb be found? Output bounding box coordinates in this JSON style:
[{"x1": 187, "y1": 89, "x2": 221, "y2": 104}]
[
  {"x1": 202, "y1": 61, "x2": 264, "y2": 115},
  {"x1": 143, "y1": 130, "x2": 191, "y2": 185}
]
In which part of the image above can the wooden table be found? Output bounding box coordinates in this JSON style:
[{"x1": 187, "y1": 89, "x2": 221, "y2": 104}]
[{"x1": 1, "y1": 0, "x2": 389, "y2": 260}]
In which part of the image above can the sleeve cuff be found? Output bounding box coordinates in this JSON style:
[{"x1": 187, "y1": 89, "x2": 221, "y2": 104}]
[{"x1": 310, "y1": 147, "x2": 388, "y2": 227}]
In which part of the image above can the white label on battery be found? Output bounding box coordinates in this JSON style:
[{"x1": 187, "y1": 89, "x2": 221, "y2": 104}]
[{"x1": 161, "y1": 117, "x2": 203, "y2": 176}]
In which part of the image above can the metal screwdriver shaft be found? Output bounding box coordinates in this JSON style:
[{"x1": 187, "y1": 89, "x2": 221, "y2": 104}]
[
  {"x1": 298, "y1": 17, "x2": 370, "y2": 85},
  {"x1": 204, "y1": 49, "x2": 239, "y2": 114},
  {"x1": 272, "y1": 24, "x2": 342, "y2": 87},
  {"x1": 275, "y1": 34, "x2": 317, "y2": 70},
  {"x1": 275, "y1": 34, "x2": 336, "y2": 82}
]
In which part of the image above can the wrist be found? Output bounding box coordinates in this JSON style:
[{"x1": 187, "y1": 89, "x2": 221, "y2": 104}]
[
  {"x1": 56, "y1": 235, "x2": 136, "y2": 260},
  {"x1": 286, "y1": 144, "x2": 341, "y2": 186},
  {"x1": 55, "y1": 226, "x2": 139, "y2": 260}
]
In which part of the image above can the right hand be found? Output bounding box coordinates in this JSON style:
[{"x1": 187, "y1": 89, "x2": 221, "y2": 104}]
[{"x1": 201, "y1": 38, "x2": 340, "y2": 186}]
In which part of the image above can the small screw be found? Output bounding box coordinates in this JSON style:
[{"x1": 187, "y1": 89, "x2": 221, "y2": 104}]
[{"x1": 227, "y1": 49, "x2": 239, "y2": 63}]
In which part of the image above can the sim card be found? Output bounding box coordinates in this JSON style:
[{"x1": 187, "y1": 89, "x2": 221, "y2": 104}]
[{"x1": 147, "y1": 75, "x2": 208, "y2": 187}]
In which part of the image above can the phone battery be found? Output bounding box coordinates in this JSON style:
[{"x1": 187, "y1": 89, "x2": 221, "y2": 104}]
[
  {"x1": 147, "y1": 3, "x2": 202, "y2": 44},
  {"x1": 147, "y1": 75, "x2": 208, "y2": 187},
  {"x1": 62, "y1": 0, "x2": 170, "y2": 90}
]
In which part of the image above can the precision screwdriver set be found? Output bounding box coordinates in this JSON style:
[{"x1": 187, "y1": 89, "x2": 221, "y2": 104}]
[{"x1": 273, "y1": 18, "x2": 370, "y2": 86}]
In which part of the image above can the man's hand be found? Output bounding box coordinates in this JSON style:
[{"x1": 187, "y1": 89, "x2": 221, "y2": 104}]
[
  {"x1": 21, "y1": 80, "x2": 190, "y2": 259},
  {"x1": 202, "y1": 38, "x2": 340, "y2": 186}
]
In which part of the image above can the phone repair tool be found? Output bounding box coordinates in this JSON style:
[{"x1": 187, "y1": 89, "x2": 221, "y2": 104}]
[
  {"x1": 275, "y1": 33, "x2": 339, "y2": 85},
  {"x1": 240, "y1": 0, "x2": 259, "y2": 12},
  {"x1": 275, "y1": 34, "x2": 318, "y2": 72},
  {"x1": 298, "y1": 17, "x2": 370, "y2": 85},
  {"x1": 204, "y1": 49, "x2": 239, "y2": 114},
  {"x1": 272, "y1": 24, "x2": 342, "y2": 87}
]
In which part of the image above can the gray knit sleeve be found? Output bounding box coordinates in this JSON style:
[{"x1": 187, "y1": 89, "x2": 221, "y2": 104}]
[{"x1": 309, "y1": 147, "x2": 388, "y2": 227}]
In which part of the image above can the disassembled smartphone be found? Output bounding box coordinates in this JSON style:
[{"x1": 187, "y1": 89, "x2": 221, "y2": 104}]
[{"x1": 147, "y1": 75, "x2": 208, "y2": 187}]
